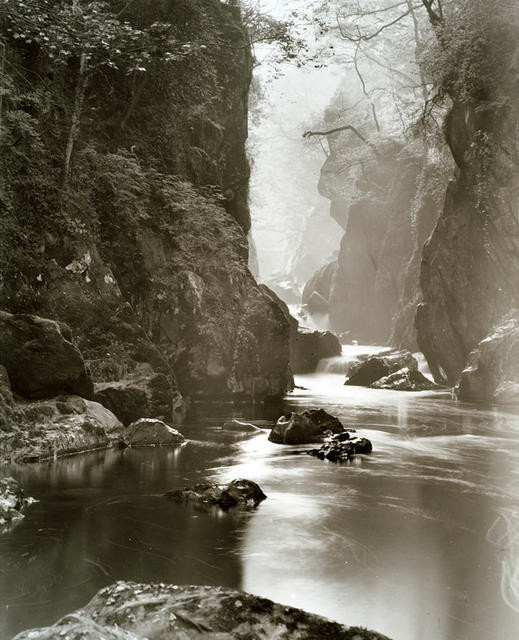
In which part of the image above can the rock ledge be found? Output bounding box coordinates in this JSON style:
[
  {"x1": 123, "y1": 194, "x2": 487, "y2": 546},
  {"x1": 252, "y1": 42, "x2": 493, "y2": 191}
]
[{"x1": 12, "y1": 581, "x2": 393, "y2": 640}]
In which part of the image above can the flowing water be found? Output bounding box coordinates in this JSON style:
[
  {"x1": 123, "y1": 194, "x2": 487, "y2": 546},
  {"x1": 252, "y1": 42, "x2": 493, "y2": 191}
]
[{"x1": 2, "y1": 366, "x2": 519, "y2": 640}]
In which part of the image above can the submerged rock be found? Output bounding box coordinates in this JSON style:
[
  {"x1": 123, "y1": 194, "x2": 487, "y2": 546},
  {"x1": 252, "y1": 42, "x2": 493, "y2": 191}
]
[
  {"x1": 458, "y1": 311, "x2": 519, "y2": 404},
  {"x1": 269, "y1": 409, "x2": 344, "y2": 444},
  {"x1": 371, "y1": 367, "x2": 439, "y2": 391},
  {"x1": 0, "y1": 310, "x2": 93, "y2": 399},
  {"x1": 165, "y1": 478, "x2": 266, "y2": 511},
  {"x1": 0, "y1": 477, "x2": 33, "y2": 533},
  {"x1": 309, "y1": 433, "x2": 373, "y2": 463},
  {"x1": 125, "y1": 418, "x2": 185, "y2": 447},
  {"x1": 12, "y1": 581, "x2": 392, "y2": 640},
  {"x1": 223, "y1": 419, "x2": 263, "y2": 432},
  {"x1": 345, "y1": 350, "x2": 418, "y2": 387},
  {"x1": 0, "y1": 394, "x2": 123, "y2": 463}
]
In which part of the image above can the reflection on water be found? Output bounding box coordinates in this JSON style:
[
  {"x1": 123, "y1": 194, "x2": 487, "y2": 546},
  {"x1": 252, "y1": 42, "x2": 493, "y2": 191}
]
[{"x1": 1, "y1": 373, "x2": 519, "y2": 639}]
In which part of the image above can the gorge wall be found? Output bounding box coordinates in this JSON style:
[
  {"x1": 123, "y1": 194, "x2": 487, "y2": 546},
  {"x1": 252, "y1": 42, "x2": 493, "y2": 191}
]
[
  {"x1": 0, "y1": 0, "x2": 292, "y2": 422},
  {"x1": 304, "y1": 134, "x2": 449, "y2": 349},
  {"x1": 416, "y1": 5, "x2": 519, "y2": 385}
]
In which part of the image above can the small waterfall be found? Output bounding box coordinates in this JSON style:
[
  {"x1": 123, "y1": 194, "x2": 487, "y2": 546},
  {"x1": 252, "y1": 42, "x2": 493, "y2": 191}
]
[
  {"x1": 413, "y1": 351, "x2": 434, "y2": 380},
  {"x1": 316, "y1": 344, "x2": 391, "y2": 374}
]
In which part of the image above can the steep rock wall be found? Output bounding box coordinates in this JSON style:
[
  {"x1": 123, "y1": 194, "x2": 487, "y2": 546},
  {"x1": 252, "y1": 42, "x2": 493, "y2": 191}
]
[
  {"x1": 416, "y1": 13, "x2": 519, "y2": 385},
  {"x1": 307, "y1": 136, "x2": 445, "y2": 347},
  {"x1": 0, "y1": 0, "x2": 292, "y2": 416}
]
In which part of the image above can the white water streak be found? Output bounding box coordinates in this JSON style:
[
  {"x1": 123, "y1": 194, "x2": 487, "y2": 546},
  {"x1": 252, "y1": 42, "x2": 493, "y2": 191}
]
[{"x1": 487, "y1": 509, "x2": 519, "y2": 613}]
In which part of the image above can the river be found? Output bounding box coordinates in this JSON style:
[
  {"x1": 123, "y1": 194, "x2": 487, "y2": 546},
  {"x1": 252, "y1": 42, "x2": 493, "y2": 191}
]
[{"x1": 1, "y1": 366, "x2": 519, "y2": 640}]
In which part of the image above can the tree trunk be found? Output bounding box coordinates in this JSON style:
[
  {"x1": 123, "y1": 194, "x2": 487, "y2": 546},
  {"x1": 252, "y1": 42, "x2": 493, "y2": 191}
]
[{"x1": 62, "y1": 51, "x2": 88, "y2": 190}]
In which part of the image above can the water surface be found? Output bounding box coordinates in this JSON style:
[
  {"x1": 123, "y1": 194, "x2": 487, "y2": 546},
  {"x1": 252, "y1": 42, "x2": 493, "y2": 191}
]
[{"x1": 1, "y1": 372, "x2": 519, "y2": 640}]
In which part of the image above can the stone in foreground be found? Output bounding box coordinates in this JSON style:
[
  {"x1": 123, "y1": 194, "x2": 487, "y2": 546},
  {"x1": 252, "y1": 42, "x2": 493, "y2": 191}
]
[
  {"x1": 371, "y1": 367, "x2": 439, "y2": 391},
  {"x1": 165, "y1": 478, "x2": 266, "y2": 511},
  {"x1": 269, "y1": 409, "x2": 344, "y2": 444},
  {"x1": 12, "y1": 581, "x2": 393, "y2": 640},
  {"x1": 310, "y1": 432, "x2": 373, "y2": 463},
  {"x1": 0, "y1": 310, "x2": 93, "y2": 399},
  {"x1": 345, "y1": 350, "x2": 418, "y2": 387},
  {"x1": 458, "y1": 310, "x2": 519, "y2": 404},
  {"x1": 125, "y1": 418, "x2": 185, "y2": 447}
]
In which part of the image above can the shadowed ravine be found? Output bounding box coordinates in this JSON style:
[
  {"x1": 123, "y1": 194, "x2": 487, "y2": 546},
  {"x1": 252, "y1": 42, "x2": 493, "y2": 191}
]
[{"x1": 1, "y1": 367, "x2": 519, "y2": 640}]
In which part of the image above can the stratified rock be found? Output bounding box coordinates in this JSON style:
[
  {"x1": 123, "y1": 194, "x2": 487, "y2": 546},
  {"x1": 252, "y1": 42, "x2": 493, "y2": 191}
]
[
  {"x1": 0, "y1": 395, "x2": 123, "y2": 463},
  {"x1": 292, "y1": 327, "x2": 341, "y2": 373},
  {"x1": 371, "y1": 367, "x2": 439, "y2": 391},
  {"x1": 310, "y1": 433, "x2": 373, "y2": 462},
  {"x1": 458, "y1": 311, "x2": 519, "y2": 404},
  {"x1": 12, "y1": 581, "x2": 393, "y2": 640},
  {"x1": 345, "y1": 350, "x2": 418, "y2": 387},
  {"x1": 269, "y1": 409, "x2": 344, "y2": 445},
  {"x1": 125, "y1": 418, "x2": 185, "y2": 447},
  {"x1": 94, "y1": 364, "x2": 182, "y2": 426},
  {"x1": 0, "y1": 477, "x2": 33, "y2": 533},
  {"x1": 0, "y1": 310, "x2": 93, "y2": 399},
  {"x1": 165, "y1": 479, "x2": 266, "y2": 511}
]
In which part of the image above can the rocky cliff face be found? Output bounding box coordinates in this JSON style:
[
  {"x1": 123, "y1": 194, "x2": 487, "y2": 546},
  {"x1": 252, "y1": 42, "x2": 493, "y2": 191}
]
[
  {"x1": 416, "y1": 11, "x2": 519, "y2": 385},
  {"x1": 0, "y1": 0, "x2": 292, "y2": 420},
  {"x1": 306, "y1": 136, "x2": 446, "y2": 347},
  {"x1": 458, "y1": 310, "x2": 519, "y2": 404}
]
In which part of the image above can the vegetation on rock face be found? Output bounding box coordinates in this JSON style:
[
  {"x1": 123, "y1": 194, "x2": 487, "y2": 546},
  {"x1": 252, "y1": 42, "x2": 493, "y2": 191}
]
[
  {"x1": 0, "y1": 0, "x2": 292, "y2": 409},
  {"x1": 416, "y1": 0, "x2": 519, "y2": 385},
  {"x1": 297, "y1": 0, "x2": 519, "y2": 388}
]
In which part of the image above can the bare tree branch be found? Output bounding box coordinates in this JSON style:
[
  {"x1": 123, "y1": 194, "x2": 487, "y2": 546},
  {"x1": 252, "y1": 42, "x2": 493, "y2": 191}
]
[
  {"x1": 353, "y1": 42, "x2": 380, "y2": 132},
  {"x1": 303, "y1": 125, "x2": 379, "y2": 156},
  {"x1": 336, "y1": 7, "x2": 417, "y2": 43}
]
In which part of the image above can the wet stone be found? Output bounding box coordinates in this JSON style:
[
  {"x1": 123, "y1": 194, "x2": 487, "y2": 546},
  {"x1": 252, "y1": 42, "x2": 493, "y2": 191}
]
[
  {"x1": 309, "y1": 433, "x2": 373, "y2": 463},
  {"x1": 165, "y1": 478, "x2": 266, "y2": 511}
]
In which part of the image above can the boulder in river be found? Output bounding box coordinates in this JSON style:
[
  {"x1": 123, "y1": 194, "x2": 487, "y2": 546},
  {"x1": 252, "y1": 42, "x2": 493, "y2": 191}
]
[
  {"x1": 371, "y1": 367, "x2": 439, "y2": 391},
  {"x1": 0, "y1": 395, "x2": 123, "y2": 464},
  {"x1": 269, "y1": 408, "x2": 344, "y2": 444},
  {"x1": 0, "y1": 477, "x2": 33, "y2": 533},
  {"x1": 125, "y1": 418, "x2": 185, "y2": 447},
  {"x1": 292, "y1": 327, "x2": 341, "y2": 373},
  {"x1": 165, "y1": 478, "x2": 266, "y2": 511},
  {"x1": 94, "y1": 363, "x2": 182, "y2": 426},
  {"x1": 11, "y1": 581, "x2": 392, "y2": 640},
  {"x1": 345, "y1": 349, "x2": 418, "y2": 387},
  {"x1": 0, "y1": 310, "x2": 93, "y2": 399},
  {"x1": 309, "y1": 433, "x2": 373, "y2": 462},
  {"x1": 458, "y1": 310, "x2": 519, "y2": 404}
]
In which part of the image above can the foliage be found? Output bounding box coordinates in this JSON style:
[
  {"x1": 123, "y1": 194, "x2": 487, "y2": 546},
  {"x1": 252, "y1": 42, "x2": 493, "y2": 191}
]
[
  {"x1": 421, "y1": 0, "x2": 519, "y2": 104},
  {"x1": 1, "y1": 0, "x2": 188, "y2": 72}
]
